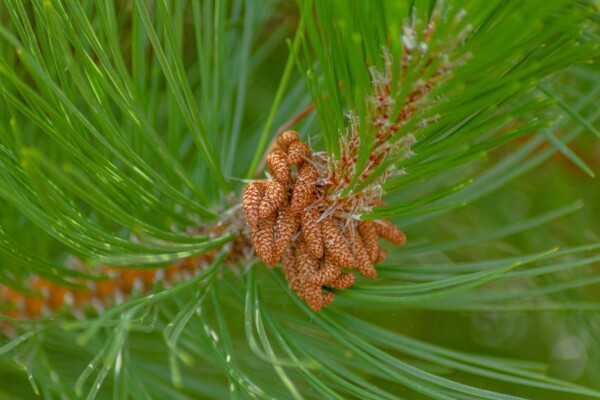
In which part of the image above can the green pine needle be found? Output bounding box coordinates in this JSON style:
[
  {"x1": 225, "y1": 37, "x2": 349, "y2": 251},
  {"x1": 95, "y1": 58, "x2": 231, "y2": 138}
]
[{"x1": 1, "y1": 1, "x2": 599, "y2": 399}]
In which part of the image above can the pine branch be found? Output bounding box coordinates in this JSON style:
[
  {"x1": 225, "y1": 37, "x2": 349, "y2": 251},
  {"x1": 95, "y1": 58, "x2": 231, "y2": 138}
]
[{"x1": 0, "y1": 1, "x2": 599, "y2": 399}]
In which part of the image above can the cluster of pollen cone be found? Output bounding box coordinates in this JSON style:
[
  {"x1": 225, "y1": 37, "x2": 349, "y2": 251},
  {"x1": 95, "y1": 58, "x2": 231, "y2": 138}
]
[
  {"x1": 0, "y1": 254, "x2": 213, "y2": 324},
  {"x1": 243, "y1": 131, "x2": 406, "y2": 311},
  {"x1": 1, "y1": 13, "x2": 465, "y2": 324}
]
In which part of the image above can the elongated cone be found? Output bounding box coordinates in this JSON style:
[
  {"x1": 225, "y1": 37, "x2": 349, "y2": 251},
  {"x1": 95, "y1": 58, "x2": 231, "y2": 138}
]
[
  {"x1": 273, "y1": 204, "x2": 300, "y2": 262},
  {"x1": 4, "y1": 288, "x2": 23, "y2": 318},
  {"x1": 283, "y1": 247, "x2": 302, "y2": 293},
  {"x1": 291, "y1": 163, "x2": 318, "y2": 212},
  {"x1": 376, "y1": 220, "x2": 406, "y2": 245},
  {"x1": 278, "y1": 130, "x2": 300, "y2": 150},
  {"x1": 32, "y1": 277, "x2": 68, "y2": 311},
  {"x1": 307, "y1": 252, "x2": 340, "y2": 286},
  {"x1": 259, "y1": 179, "x2": 287, "y2": 219},
  {"x1": 140, "y1": 269, "x2": 157, "y2": 289},
  {"x1": 251, "y1": 214, "x2": 277, "y2": 265},
  {"x1": 327, "y1": 272, "x2": 355, "y2": 289},
  {"x1": 296, "y1": 235, "x2": 320, "y2": 279},
  {"x1": 358, "y1": 220, "x2": 379, "y2": 263},
  {"x1": 25, "y1": 295, "x2": 44, "y2": 318},
  {"x1": 295, "y1": 236, "x2": 322, "y2": 307},
  {"x1": 115, "y1": 268, "x2": 138, "y2": 293},
  {"x1": 267, "y1": 151, "x2": 290, "y2": 184},
  {"x1": 353, "y1": 227, "x2": 378, "y2": 279},
  {"x1": 39, "y1": 280, "x2": 68, "y2": 311},
  {"x1": 243, "y1": 181, "x2": 268, "y2": 227},
  {"x1": 95, "y1": 274, "x2": 117, "y2": 298},
  {"x1": 376, "y1": 248, "x2": 388, "y2": 263},
  {"x1": 320, "y1": 292, "x2": 336, "y2": 309},
  {"x1": 72, "y1": 284, "x2": 92, "y2": 307},
  {"x1": 300, "y1": 206, "x2": 324, "y2": 259},
  {"x1": 303, "y1": 285, "x2": 328, "y2": 312},
  {"x1": 321, "y1": 218, "x2": 356, "y2": 269},
  {"x1": 287, "y1": 141, "x2": 311, "y2": 165}
]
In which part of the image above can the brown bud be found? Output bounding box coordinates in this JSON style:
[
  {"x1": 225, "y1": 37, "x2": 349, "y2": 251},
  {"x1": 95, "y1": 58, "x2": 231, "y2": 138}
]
[
  {"x1": 303, "y1": 286, "x2": 326, "y2": 312},
  {"x1": 36, "y1": 280, "x2": 67, "y2": 311},
  {"x1": 273, "y1": 204, "x2": 300, "y2": 262},
  {"x1": 71, "y1": 284, "x2": 92, "y2": 306},
  {"x1": 358, "y1": 221, "x2": 379, "y2": 263},
  {"x1": 117, "y1": 269, "x2": 138, "y2": 293},
  {"x1": 164, "y1": 265, "x2": 181, "y2": 282},
  {"x1": 283, "y1": 247, "x2": 302, "y2": 293},
  {"x1": 293, "y1": 237, "x2": 321, "y2": 306},
  {"x1": 321, "y1": 218, "x2": 356, "y2": 269},
  {"x1": 242, "y1": 181, "x2": 268, "y2": 227},
  {"x1": 300, "y1": 207, "x2": 324, "y2": 259},
  {"x1": 287, "y1": 141, "x2": 311, "y2": 165},
  {"x1": 321, "y1": 292, "x2": 336, "y2": 308},
  {"x1": 296, "y1": 235, "x2": 320, "y2": 278},
  {"x1": 376, "y1": 220, "x2": 406, "y2": 245},
  {"x1": 291, "y1": 163, "x2": 319, "y2": 212},
  {"x1": 278, "y1": 130, "x2": 300, "y2": 150},
  {"x1": 25, "y1": 294, "x2": 44, "y2": 318},
  {"x1": 376, "y1": 248, "x2": 388, "y2": 263},
  {"x1": 4, "y1": 287, "x2": 23, "y2": 318},
  {"x1": 259, "y1": 179, "x2": 287, "y2": 219},
  {"x1": 140, "y1": 269, "x2": 157, "y2": 289},
  {"x1": 94, "y1": 273, "x2": 117, "y2": 298},
  {"x1": 251, "y1": 214, "x2": 277, "y2": 265},
  {"x1": 308, "y1": 252, "x2": 340, "y2": 286},
  {"x1": 353, "y1": 227, "x2": 378, "y2": 279},
  {"x1": 327, "y1": 272, "x2": 355, "y2": 289},
  {"x1": 267, "y1": 150, "x2": 291, "y2": 184}
]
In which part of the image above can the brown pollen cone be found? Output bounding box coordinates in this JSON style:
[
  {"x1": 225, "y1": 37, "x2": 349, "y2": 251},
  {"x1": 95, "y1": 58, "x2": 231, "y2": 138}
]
[
  {"x1": 0, "y1": 243, "x2": 228, "y2": 326},
  {"x1": 295, "y1": 236, "x2": 330, "y2": 311},
  {"x1": 267, "y1": 150, "x2": 291, "y2": 184},
  {"x1": 296, "y1": 235, "x2": 320, "y2": 281},
  {"x1": 300, "y1": 206, "x2": 324, "y2": 259},
  {"x1": 259, "y1": 179, "x2": 287, "y2": 219},
  {"x1": 307, "y1": 252, "x2": 341, "y2": 286},
  {"x1": 239, "y1": 131, "x2": 408, "y2": 313},
  {"x1": 274, "y1": 204, "x2": 300, "y2": 262},
  {"x1": 251, "y1": 213, "x2": 277, "y2": 265},
  {"x1": 321, "y1": 218, "x2": 356, "y2": 269},
  {"x1": 25, "y1": 295, "x2": 44, "y2": 318},
  {"x1": 291, "y1": 163, "x2": 319, "y2": 212},
  {"x1": 352, "y1": 226, "x2": 378, "y2": 279},
  {"x1": 376, "y1": 220, "x2": 406, "y2": 245},
  {"x1": 303, "y1": 286, "x2": 333, "y2": 312},
  {"x1": 243, "y1": 181, "x2": 268, "y2": 227},
  {"x1": 376, "y1": 248, "x2": 388, "y2": 263},
  {"x1": 282, "y1": 247, "x2": 302, "y2": 293},
  {"x1": 278, "y1": 130, "x2": 300, "y2": 150},
  {"x1": 320, "y1": 292, "x2": 336, "y2": 309},
  {"x1": 358, "y1": 220, "x2": 379, "y2": 263},
  {"x1": 287, "y1": 141, "x2": 311, "y2": 165},
  {"x1": 327, "y1": 272, "x2": 355, "y2": 289}
]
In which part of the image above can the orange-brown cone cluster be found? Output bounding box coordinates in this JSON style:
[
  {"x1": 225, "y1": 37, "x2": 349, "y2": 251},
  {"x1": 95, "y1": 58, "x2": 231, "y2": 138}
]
[
  {"x1": 0, "y1": 254, "x2": 214, "y2": 322},
  {"x1": 243, "y1": 131, "x2": 406, "y2": 311}
]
